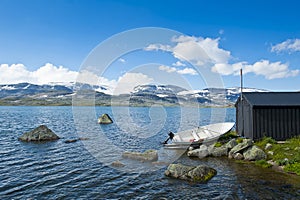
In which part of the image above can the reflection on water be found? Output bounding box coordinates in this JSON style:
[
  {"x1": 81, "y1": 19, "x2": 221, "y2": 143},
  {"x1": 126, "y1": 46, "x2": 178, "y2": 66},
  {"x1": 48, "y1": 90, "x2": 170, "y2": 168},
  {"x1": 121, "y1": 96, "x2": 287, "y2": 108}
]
[{"x1": 0, "y1": 106, "x2": 299, "y2": 199}]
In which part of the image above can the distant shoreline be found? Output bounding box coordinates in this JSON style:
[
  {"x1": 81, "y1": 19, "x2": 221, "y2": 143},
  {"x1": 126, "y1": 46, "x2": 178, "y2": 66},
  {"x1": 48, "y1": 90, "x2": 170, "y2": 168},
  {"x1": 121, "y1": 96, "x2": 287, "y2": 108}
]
[{"x1": 0, "y1": 104, "x2": 235, "y2": 108}]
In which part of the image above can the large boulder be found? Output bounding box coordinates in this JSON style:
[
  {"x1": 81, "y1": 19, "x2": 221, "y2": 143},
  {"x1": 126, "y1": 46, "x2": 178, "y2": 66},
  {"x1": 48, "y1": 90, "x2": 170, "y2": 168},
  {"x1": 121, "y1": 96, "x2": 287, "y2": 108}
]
[
  {"x1": 187, "y1": 145, "x2": 209, "y2": 158},
  {"x1": 122, "y1": 149, "x2": 158, "y2": 162},
  {"x1": 165, "y1": 164, "x2": 217, "y2": 183},
  {"x1": 243, "y1": 145, "x2": 267, "y2": 161},
  {"x1": 210, "y1": 146, "x2": 228, "y2": 157},
  {"x1": 18, "y1": 125, "x2": 59, "y2": 142},
  {"x1": 228, "y1": 139, "x2": 253, "y2": 158},
  {"x1": 98, "y1": 113, "x2": 113, "y2": 124}
]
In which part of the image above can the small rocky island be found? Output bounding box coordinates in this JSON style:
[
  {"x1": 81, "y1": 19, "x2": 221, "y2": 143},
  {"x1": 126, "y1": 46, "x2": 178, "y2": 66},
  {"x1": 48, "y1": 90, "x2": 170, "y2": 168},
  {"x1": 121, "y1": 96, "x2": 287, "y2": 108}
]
[{"x1": 18, "y1": 125, "x2": 60, "y2": 142}]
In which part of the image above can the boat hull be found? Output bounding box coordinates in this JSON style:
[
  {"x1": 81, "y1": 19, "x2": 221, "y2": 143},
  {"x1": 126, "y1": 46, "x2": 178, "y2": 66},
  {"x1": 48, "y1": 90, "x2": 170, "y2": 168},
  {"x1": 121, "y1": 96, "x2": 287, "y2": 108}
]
[{"x1": 163, "y1": 122, "x2": 235, "y2": 150}]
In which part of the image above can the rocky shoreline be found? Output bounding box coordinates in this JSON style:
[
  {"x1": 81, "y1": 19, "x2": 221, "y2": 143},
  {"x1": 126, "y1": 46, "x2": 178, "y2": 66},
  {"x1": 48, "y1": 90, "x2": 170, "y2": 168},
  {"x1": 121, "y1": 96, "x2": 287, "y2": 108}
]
[
  {"x1": 18, "y1": 125, "x2": 299, "y2": 183},
  {"x1": 187, "y1": 138, "x2": 267, "y2": 161}
]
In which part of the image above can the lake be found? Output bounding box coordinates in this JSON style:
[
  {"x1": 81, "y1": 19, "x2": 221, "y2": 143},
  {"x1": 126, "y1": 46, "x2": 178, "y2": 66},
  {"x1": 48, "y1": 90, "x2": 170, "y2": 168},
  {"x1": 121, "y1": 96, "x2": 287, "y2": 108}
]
[{"x1": 0, "y1": 106, "x2": 300, "y2": 199}]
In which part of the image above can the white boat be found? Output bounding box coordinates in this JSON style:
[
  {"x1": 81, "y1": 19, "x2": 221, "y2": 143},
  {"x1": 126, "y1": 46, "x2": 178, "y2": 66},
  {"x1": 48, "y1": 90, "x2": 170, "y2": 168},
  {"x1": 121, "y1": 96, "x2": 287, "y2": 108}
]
[{"x1": 163, "y1": 122, "x2": 235, "y2": 149}]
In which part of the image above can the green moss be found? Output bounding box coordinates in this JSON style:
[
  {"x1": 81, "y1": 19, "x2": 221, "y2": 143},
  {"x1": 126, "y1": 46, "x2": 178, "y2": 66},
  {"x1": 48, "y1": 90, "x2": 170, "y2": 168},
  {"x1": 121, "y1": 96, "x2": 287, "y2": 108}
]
[
  {"x1": 214, "y1": 142, "x2": 223, "y2": 147},
  {"x1": 284, "y1": 163, "x2": 300, "y2": 175},
  {"x1": 236, "y1": 137, "x2": 243, "y2": 144},
  {"x1": 255, "y1": 160, "x2": 272, "y2": 168},
  {"x1": 192, "y1": 170, "x2": 217, "y2": 182},
  {"x1": 218, "y1": 131, "x2": 238, "y2": 142}
]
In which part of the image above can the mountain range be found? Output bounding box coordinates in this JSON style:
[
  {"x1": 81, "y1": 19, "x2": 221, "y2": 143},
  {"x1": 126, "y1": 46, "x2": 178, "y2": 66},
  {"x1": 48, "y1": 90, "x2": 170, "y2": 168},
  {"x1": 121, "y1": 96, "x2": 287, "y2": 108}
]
[{"x1": 0, "y1": 82, "x2": 268, "y2": 106}]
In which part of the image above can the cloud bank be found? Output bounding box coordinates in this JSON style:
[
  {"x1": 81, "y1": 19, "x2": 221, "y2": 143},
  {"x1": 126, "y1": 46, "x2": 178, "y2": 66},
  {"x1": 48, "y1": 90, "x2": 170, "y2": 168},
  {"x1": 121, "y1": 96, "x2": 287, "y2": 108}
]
[
  {"x1": 146, "y1": 35, "x2": 299, "y2": 79},
  {"x1": 0, "y1": 63, "x2": 78, "y2": 84},
  {"x1": 0, "y1": 63, "x2": 154, "y2": 95}
]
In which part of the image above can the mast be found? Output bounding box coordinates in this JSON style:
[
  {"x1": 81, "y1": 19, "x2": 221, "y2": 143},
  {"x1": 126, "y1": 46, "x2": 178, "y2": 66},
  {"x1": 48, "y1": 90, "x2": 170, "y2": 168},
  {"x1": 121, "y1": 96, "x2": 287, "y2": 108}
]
[{"x1": 240, "y1": 68, "x2": 244, "y2": 137}]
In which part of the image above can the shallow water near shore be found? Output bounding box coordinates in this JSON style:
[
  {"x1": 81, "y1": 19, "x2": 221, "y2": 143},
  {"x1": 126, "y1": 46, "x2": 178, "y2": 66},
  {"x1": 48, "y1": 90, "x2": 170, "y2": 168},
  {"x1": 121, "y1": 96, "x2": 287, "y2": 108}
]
[{"x1": 0, "y1": 106, "x2": 300, "y2": 199}]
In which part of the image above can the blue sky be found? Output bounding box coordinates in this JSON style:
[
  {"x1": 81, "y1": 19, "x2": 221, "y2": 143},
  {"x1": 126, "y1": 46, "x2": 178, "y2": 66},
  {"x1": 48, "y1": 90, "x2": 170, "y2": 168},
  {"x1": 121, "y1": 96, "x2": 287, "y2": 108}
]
[{"x1": 0, "y1": 0, "x2": 300, "y2": 93}]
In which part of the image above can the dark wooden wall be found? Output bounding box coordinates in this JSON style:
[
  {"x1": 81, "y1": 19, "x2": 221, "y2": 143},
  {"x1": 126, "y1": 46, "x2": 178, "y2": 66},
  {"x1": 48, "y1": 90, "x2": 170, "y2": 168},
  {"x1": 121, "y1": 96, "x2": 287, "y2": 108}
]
[{"x1": 252, "y1": 107, "x2": 300, "y2": 140}]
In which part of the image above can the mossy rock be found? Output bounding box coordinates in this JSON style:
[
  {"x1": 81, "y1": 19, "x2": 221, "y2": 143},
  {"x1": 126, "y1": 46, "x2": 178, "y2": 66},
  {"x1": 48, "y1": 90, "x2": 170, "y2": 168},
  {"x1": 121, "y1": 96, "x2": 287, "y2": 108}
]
[
  {"x1": 165, "y1": 164, "x2": 217, "y2": 183},
  {"x1": 122, "y1": 149, "x2": 158, "y2": 162}
]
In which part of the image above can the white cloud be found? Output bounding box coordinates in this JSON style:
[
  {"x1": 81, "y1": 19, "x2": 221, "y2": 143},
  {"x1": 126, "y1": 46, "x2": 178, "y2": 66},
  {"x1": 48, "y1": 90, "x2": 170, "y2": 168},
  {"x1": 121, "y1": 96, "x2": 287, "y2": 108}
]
[
  {"x1": 144, "y1": 43, "x2": 172, "y2": 52},
  {"x1": 177, "y1": 68, "x2": 197, "y2": 75},
  {"x1": 244, "y1": 60, "x2": 299, "y2": 79},
  {"x1": 172, "y1": 61, "x2": 186, "y2": 67},
  {"x1": 159, "y1": 65, "x2": 177, "y2": 73},
  {"x1": 145, "y1": 35, "x2": 231, "y2": 67},
  {"x1": 159, "y1": 65, "x2": 197, "y2": 76},
  {"x1": 212, "y1": 62, "x2": 244, "y2": 76},
  {"x1": 171, "y1": 36, "x2": 231, "y2": 65},
  {"x1": 0, "y1": 64, "x2": 33, "y2": 84},
  {"x1": 0, "y1": 63, "x2": 156, "y2": 95},
  {"x1": 33, "y1": 63, "x2": 78, "y2": 84},
  {"x1": 0, "y1": 63, "x2": 78, "y2": 84},
  {"x1": 146, "y1": 35, "x2": 299, "y2": 80},
  {"x1": 113, "y1": 72, "x2": 153, "y2": 95},
  {"x1": 212, "y1": 60, "x2": 299, "y2": 79},
  {"x1": 271, "y1": 39, "x2": 300, "y2": 53},
  {"x1": 76, "y1": 70, "x2": 117, "y2": 89}
]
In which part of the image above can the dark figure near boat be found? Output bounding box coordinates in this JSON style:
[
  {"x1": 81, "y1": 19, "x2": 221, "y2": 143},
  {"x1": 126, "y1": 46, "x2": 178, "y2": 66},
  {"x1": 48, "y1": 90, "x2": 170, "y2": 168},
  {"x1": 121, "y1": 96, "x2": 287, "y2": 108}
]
[{"x1": 163, "y1": 131, "x2": 175, "y2": 144}]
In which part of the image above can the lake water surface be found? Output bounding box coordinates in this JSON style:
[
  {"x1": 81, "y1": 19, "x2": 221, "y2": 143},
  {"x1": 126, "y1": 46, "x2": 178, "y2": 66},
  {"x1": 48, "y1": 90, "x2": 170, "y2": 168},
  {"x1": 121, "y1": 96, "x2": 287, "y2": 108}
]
[{"x1": 0, "y1": 106, "x2": 300, "y2": 199}]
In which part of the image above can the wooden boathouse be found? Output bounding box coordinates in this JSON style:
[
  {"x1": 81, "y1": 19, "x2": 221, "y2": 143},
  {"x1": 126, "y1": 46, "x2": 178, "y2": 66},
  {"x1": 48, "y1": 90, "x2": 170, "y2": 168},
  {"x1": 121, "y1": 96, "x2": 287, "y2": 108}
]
[{"x1": 235, "y1": 92, "x2": 300, "y2": 140}]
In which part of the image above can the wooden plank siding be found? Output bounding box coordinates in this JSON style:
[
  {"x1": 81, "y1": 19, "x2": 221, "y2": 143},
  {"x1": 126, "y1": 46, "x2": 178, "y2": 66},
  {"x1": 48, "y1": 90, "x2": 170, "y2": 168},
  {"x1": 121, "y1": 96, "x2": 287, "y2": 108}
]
[{"x1": 252, "y1": 107, "x2": 300, "y2": 140}]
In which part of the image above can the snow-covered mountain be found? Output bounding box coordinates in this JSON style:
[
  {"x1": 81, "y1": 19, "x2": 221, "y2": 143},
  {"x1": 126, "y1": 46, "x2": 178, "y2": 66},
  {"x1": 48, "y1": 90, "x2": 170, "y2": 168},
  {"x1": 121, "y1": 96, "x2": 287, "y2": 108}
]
[
  {"x1": 0, "y1": 82, "x2": 268, "y2": 106},
  {"x1": 131, "y1": 84, "x2": 268, "y2": 106}
]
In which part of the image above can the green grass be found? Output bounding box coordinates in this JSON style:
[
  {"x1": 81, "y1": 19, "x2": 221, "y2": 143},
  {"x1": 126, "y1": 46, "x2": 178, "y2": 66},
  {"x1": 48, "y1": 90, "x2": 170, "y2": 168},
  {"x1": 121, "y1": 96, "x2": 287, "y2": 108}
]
[
  {"x1": 254, "y1": 136, "x2": 300, "y2": 175},
  {"x1": 255, "y1": 136, "x2": 276, "y2": 149},
  {"x1": 284, "y1": 163, "x2": 300, "y2": 175}
]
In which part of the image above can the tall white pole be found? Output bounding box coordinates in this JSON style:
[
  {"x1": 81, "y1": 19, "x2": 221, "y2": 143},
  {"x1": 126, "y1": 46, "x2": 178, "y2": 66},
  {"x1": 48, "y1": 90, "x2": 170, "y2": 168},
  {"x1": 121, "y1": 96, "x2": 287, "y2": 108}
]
[{"x1": 240, "y1": 68, "x2": 244, "y2": 137}]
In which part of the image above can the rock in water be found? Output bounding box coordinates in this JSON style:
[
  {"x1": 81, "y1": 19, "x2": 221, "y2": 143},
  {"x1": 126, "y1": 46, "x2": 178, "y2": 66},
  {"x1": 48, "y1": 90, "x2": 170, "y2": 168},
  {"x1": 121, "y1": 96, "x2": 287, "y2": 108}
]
[
  {"x1": 122, "y1": 149, "x2": 158, "y2": 162},
  {"x1": 18, "y1": 125, "x2": 60, "y2": 142},
  {"x1": 111, "y1": 161, "x2": 125, "y2": 168},
  {"x1": 164, "y1": 164, "x2": 217, "y2": 183},
  {"x1": 98, "y1": 113, "x2": 113, "y2": 124}
]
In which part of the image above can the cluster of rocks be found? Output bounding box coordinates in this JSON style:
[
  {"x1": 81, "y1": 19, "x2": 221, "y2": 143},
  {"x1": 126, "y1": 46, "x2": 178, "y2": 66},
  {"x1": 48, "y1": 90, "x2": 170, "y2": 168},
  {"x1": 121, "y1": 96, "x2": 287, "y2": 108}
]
[{"x1": 187, "y1": 138, "x2": 267, "y2": 161}]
